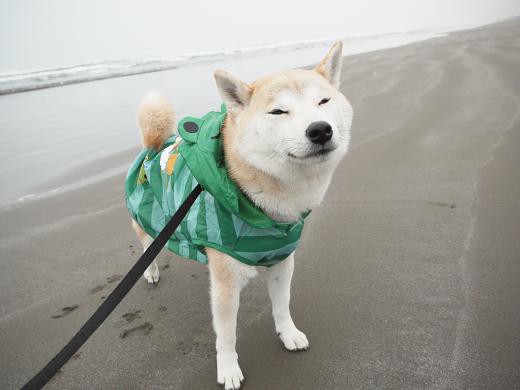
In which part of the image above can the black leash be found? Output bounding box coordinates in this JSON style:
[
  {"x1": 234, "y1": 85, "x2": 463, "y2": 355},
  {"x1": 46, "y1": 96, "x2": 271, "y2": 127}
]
[{"x1": 22, "y1": 184, "x2": 203, "y2": 390}]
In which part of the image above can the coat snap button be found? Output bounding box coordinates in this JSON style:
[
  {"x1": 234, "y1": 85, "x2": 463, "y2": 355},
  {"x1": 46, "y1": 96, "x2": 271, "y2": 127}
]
[{"x1": 183, "y1": 121, "x2": 199, "y2": 133}]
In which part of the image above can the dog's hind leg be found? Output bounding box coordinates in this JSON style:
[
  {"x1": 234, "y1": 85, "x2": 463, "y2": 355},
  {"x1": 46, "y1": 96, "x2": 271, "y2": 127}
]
[
  {"x1": 207, "y1": 248, "x2": 257, "y2": 390},
  {"x1": 266, "y1": 253, "x2": 309, "y2": 351},
  {"x1": 131, "y1": 219, "x2": 160, "y2": 284}
]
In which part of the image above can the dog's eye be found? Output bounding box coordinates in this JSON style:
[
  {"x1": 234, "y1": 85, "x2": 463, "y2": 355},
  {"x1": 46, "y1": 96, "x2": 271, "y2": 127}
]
[
  {"x1": 319, "y1": 97, "x2": 330, "y2": 105},
  {"x1": 268, "y1": 109, "x2": 288, "y2": 115}
]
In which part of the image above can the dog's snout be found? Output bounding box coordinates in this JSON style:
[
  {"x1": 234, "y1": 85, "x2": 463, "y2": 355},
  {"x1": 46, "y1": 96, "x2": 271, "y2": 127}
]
[{"x1": 306, "y1": 121, "x2": 333, "y2": 145}]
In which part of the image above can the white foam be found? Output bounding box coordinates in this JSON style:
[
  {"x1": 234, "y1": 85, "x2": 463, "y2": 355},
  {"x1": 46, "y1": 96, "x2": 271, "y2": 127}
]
[
  {"x1": 0, "y1": 28, "x2": 448, "y2": 95},
  {"x1": 18, "y1": 194, "x2": 36, "y2": 202}
]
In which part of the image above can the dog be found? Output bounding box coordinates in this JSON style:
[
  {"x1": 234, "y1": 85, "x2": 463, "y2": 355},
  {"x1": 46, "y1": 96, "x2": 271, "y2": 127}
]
[{"x1": 127, "y1": 41, "x2": 353, "y2": 389}]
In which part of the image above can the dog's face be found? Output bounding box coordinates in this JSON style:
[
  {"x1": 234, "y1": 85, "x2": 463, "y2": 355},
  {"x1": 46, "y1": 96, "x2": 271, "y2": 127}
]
[{"x1": 215, "y1": 42, "x2": 353, "y2": 180}]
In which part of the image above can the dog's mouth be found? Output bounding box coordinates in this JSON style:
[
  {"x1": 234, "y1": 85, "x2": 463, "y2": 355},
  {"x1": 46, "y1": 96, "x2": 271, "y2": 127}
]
[{"x1": 288, "y1": 147, "x2": 336, "y2": 161}]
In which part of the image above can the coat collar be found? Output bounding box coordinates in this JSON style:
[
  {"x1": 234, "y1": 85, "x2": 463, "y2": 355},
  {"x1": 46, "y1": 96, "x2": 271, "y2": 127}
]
[{"x1": 177, "y1": 104, "x2": 309, "y2": 230}]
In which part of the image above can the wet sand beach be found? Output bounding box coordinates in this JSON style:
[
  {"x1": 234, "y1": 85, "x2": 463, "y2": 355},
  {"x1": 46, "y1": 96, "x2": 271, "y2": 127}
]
[{"x1": 1, "y1": 19, "x2": 520, "y2": 389}]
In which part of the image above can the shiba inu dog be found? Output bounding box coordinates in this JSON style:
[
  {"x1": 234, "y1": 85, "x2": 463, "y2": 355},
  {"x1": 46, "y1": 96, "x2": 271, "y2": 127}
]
[{"x1": 129, "y1": 41, "x2": 353, "y2": 389}]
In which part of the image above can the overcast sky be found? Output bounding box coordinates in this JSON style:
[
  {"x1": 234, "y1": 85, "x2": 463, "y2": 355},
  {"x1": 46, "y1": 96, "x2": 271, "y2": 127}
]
[{"x1": 1, "y1": 0, "x2": 520, "y2": 71}]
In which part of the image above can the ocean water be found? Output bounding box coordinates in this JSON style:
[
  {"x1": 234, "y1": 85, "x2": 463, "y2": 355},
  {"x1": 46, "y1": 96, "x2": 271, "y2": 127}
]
[
  {"x1": 1, "y1": 0, "x2": 520, "y2": 207},
  {"x1": 2, "y1": 0, "x2": 520, "y2": 93},
  {"x1": 0, "y1": 31, "x2": 446, "y2": 208},
  {"x1": 0, "y1": 31, "x2": 446, "y2": 95},
  {"x1": 2, "y1": 0, "x2": 520, "y2": 72}
]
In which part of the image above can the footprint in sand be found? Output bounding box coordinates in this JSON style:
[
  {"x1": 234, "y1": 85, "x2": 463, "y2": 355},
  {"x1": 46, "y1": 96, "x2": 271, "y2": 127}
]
[
  {"x1": 427, "y1": 201, "x2": 457, "y2": 209},
  {"x1": 119, "y1": 322, "x2": 153, "y2": 339},
  {"x1": 122, "y1": 309, "x2": 142, "y2": 323},
  {"x1": 89, "y1": 284, "x2": 106, "y2": 294},
  {"x1": 51, "y1": 304, "x2": 80, "y2": 319},
  {"x1": 89, "y1": 274, "x2": 124, "y2": 295},
  {"x1": 72, "y1": 352, "x2": 82, "y2": 360},
  {"x1": 106, "y1": 274, "x2": 123, "y2": 283}
]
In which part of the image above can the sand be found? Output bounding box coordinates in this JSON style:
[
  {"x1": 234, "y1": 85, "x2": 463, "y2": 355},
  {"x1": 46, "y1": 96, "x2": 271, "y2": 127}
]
[{"x1": 1, "y1": 18, "x2": 519, "y2": 389}]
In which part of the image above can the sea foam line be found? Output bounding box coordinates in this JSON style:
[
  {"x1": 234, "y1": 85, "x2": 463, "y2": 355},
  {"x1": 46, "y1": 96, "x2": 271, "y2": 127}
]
[{"x1": 0, "y1": 29, "x2": 448, "y2": 96}]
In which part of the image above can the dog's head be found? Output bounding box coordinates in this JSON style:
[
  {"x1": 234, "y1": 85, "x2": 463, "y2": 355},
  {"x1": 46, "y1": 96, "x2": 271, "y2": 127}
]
[{"x1": 215, "y1": 42, "x2": 352, "y2": 181}]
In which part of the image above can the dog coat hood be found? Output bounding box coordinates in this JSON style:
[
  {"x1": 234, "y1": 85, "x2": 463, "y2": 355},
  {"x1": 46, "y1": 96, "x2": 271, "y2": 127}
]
[{"x1": 125, "y1": 104, "x2": 308, "y2": 267}]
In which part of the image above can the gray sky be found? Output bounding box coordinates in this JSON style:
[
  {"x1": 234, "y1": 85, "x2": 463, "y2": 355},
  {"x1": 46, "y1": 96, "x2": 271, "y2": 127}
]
[{"x1": 1, "y1": 0, "x2": 520, "y2": 71}]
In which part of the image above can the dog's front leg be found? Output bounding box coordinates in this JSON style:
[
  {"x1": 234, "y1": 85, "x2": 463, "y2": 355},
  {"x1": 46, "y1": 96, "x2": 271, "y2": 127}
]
[
  {"x1": 266, "y1": 253, "x2": 309, "y2": 351},
  {"x1": 208, "y1": 248, "x2": 256, "y2": 390}
]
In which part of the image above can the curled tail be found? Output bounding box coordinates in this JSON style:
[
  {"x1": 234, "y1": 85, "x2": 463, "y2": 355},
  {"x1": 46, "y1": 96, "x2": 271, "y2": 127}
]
[{"x1": 137, "y1": 92, "x2": 175, "y2": 150}]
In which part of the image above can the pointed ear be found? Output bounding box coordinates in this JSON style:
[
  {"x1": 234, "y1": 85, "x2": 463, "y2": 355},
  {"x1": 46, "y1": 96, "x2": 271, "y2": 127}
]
[
  {"x1": 315, "y1": 41, "x2": 343, "y2": 88},
  {"x1": 214, "y1": 70, "x2": 252, "y2": 111}
]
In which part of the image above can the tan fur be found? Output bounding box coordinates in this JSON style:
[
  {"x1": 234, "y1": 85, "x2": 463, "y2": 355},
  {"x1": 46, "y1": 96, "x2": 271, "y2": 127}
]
[
  {"x1": 314, "y1": 41, "x2": 343, "y2": 87},
  {"x1": 207, "y1": 248, "x2": 236, "y2": 292},
  {"x1": 250, "y1": 71, "x2": 306, "y2": 103},
  {"x1": 137, "y1": 92, "x2": 175, "y2": 150},
  {"x1": 221, "y1": 69, "x2": 331, "y2": 201},
  {"x1": 132, "y1": 219, "x2": 148, "y2": 242},
  {"x1": 130, "y1": 42, "x2": 349, "y2": 388},
  {"x1": 222, "y1": 115, "x2": 285, "y2": 197}
]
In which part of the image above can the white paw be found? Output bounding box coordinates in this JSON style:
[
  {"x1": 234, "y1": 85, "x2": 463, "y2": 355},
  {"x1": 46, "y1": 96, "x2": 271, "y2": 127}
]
[
  {"x1": 217, "y1": 353, "x2": 244, "y2": 390},
  {"x1": 143, "y1": 262, "x2": 160, "y2": 284},
  {"x1": 277, "y1": 325, "x2": 309, "y2": 351}
]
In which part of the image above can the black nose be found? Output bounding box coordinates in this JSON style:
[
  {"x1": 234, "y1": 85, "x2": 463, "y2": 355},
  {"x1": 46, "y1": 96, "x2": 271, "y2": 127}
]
[{"x1": 306, "y1": 121, "x2": 333, "y2": 145}]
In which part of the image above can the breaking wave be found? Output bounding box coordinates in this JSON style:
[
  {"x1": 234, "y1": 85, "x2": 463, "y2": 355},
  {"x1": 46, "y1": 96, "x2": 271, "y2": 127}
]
[
  {"x1": 0, "y1": 28, "x2": 453, "y2": 96},
  {"x1": 0, "y1": 39, "x2": 335, "y2": 95}
]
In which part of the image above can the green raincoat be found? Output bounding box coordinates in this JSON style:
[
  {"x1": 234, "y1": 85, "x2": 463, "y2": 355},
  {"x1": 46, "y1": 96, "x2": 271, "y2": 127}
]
[{"x1": 125, "y1": 104, "x2": 308, "y2": 267}]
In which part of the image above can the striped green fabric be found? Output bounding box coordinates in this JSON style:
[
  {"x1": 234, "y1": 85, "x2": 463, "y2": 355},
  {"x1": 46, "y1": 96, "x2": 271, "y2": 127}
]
[{"x1": 125, "y1": 105, "x2": 307, "y2": 267}]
